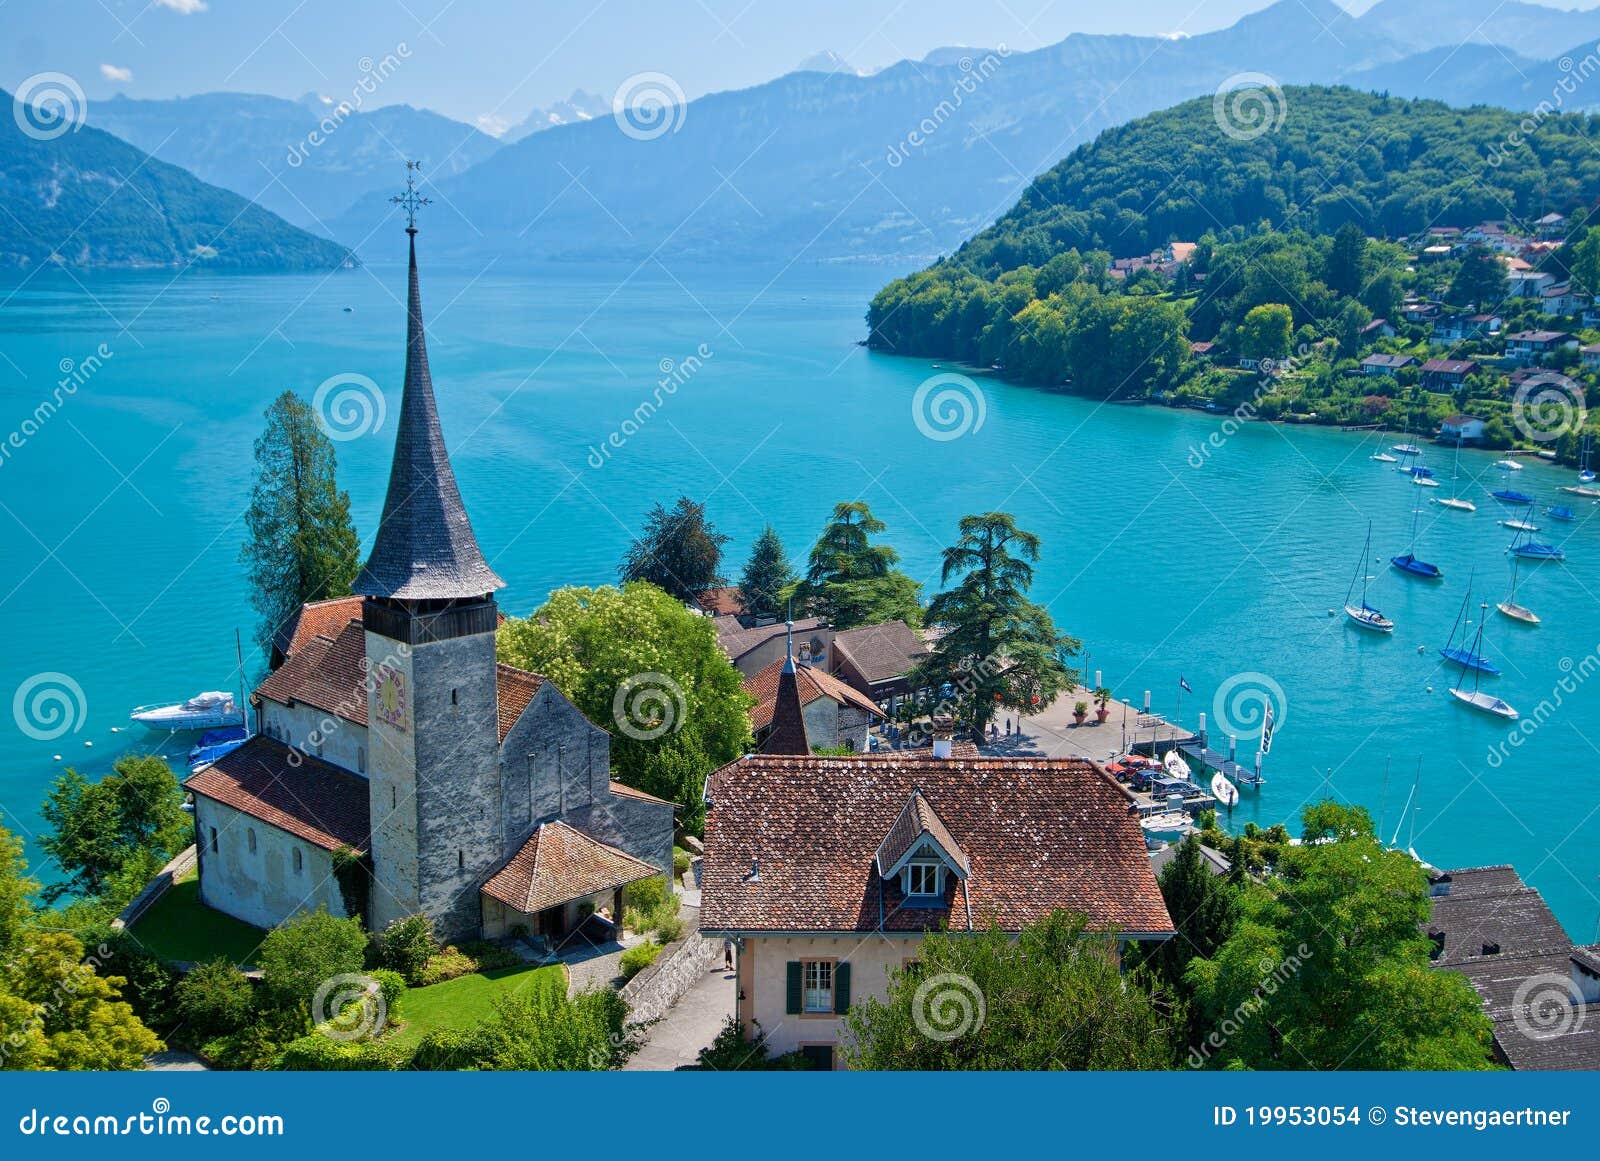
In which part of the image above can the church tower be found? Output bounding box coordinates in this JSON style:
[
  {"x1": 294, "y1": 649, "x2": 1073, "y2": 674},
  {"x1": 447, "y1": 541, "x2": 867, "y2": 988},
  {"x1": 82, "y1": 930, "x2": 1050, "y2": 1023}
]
[{"x1": 356, "y1": 168, "x2": 507, "y2": 939}]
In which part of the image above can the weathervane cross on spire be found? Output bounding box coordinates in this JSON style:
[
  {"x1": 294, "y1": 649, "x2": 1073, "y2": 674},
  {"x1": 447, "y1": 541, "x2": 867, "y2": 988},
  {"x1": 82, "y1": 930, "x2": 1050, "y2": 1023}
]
[{"x1": 391, "y1": 160, "x2": 431, "y2": 234}]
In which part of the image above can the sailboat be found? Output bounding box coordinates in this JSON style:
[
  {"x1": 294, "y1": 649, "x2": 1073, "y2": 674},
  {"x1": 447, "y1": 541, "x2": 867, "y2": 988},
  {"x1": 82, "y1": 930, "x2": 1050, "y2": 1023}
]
[
  {"x1": 1448, "y1": 606, "x2": 1518, "y2": 720},
  {"x1": 1497, "y1": 553, "x2": 1540, "y2": 625},
  {"x1": 1439, "y1": 574, "x2": 1501, "y2": 675},
  {"x1": 1506, "y1": 523, "x2": 1565, "y2": 562},
  {"x1": 1492, "y1": 459, "x2": 1524, "y2": 472},
  {"x1": 1546, "y1": 505, "x2": 1576, "y2": 522},
  {"x1": 1391, "y1": 502, "x2": 1443, "y2": 579},
  {"x1": 1498, "y1": 518, "x2": 1540, "y2": 533},
  {"x1": 1579, "y1": 434, "x2": 1596, "y2": 484},
  {"x1": 1370, "y1": 424, "x2": 1398, "y2": 463},
  {"x1": 1432, "y1": 433, "x2": 1475, "y2": 511},
  {"x1": 1344, "y1": 521, "x2": 1395, "y2": 631},
  {"x1": 1391, "y1": 413, "x2": 1421, "y2": 458}
]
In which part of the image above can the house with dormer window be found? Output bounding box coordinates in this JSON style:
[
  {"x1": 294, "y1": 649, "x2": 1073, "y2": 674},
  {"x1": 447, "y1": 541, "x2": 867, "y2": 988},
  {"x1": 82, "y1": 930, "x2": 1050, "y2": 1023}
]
[{"x1": 699, "y1": 669, "x2": 1173, "y2": 1068}]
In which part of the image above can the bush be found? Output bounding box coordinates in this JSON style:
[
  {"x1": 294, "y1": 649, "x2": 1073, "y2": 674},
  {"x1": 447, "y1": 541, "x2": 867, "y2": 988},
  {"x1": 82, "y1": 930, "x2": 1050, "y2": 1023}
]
[
  {"x1": 672, "y1": 848, "x2": 692, "y2": 878},
  {"x1": 368, "y1": 968, "x2": 406, "y2": 1024},
  {"x1": 275, "y1": 1033, "x2": 404, "y2": 1071},
  {"x1": 257, "y1": 909, "x2": 367, "y2": 1016},
  {"x1": 650, "y1": 911, "x2": 686, "y2": 943},
  {"x1": 418, "y1": 945, "x2": 478, "y2": 987},
  {"x1": 409, "y1": 1028, "x2": 496, "y2": 1071},
  {"x1": 456, "y1": 939, "x2": 520, "y2": 971},
  {"x1": 173, "y1": 957, "x2": 254, "y2": 1041},
  {"x1": 99, "y1": 937, "x2": 180, "y2": 1035},
  {"x1": 619, "y1": 941, "x2": 663, "y2": 980},
  {"x1": 623, "y1": 876, "x2": 668, "y2": 911},
  {"x1": 695, "y1": 1017, "x2": 809, "y2": 1071},
  {"x1": 380, "y1": 914, "x2": 439, "y2": 986}
]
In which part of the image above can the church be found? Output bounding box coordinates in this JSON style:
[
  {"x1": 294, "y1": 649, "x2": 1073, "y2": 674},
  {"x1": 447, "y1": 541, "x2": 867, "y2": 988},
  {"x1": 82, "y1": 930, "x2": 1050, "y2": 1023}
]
[{"x1": 185, "y1": 196, "x2": 676, "y2": 943}]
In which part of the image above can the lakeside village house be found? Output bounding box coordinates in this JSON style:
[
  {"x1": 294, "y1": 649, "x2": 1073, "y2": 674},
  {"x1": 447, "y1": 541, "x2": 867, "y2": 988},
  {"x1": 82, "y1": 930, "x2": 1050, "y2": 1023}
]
[
  {"x1": 185, "y1": 223, "x2": 675, "y2": 941},
  {"x1": 699, "y1": 650, "x2": 1175, "y2": 1067}
]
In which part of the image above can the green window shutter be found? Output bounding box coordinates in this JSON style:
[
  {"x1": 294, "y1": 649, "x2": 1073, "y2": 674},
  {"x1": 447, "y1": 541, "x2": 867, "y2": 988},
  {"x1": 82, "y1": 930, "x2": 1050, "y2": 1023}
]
[
  {"x1": 834, "y1": 962, "x2": 851, "y2": 1013},
  {"x1": 786, "y1": 961, "x2": 803, "y2": 1015}
]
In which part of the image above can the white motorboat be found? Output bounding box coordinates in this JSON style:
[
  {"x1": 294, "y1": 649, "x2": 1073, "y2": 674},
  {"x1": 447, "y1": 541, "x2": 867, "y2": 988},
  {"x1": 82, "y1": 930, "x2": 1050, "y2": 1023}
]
[
  {"x1": 1412, "y1": 475, "x2": 1439, "y2": 488},
  {"x1": 1499, "y1": 519, "x2": 1540, "y2": 533},
  {"x1": 1163, "y1": 750, "x2": 1192, "y2": 780},
  {"x1": 1210, "y1": 772, "x2": 1240, "y2": 808},
  {"x1": 1371, "y1": 452, "x2": 1398, "y2": 463},
  {"x1": 1432, "y1": 496, "x2": 1475, "y2": 511},
  {"x1": 1493, "y1": 459, "x2": 1523, "y2": 472},
  {"x1": 1141, "y1": 808, "x2": 1195, "y2": 846},
  {"x1": 131, "y1": 691, "x2": 244, "y2": 732}
]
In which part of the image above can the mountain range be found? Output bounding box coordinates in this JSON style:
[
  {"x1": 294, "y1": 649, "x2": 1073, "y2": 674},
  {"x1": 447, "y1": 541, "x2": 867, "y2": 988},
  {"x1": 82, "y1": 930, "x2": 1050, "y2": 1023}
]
[
  {"x1": 0, "y1": 90, "x2": 355, "y2": 271},
  {"x1": 325, "y1": 0, "x2": 1600, "y2": 265},
  {"x1": 89, "y1": 91, "x2": 501, "y2": 232},
  {"x1": 11, "y1": 0, "x2": 1600, "y2": 271}
]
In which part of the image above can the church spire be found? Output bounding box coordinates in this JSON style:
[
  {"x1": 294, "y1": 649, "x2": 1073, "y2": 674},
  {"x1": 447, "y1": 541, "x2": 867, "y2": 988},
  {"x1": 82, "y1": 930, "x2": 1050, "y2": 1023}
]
[
  {"x1": 760, "y1": 617, "x2": 812, "y2": 756},
  {"x1": 353, "y1": 164, "x2": 504, "y2": 602}
]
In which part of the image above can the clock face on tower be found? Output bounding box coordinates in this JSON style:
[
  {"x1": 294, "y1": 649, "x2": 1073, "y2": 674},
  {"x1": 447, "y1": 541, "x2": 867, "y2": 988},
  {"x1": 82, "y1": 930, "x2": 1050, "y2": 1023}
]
[{"x1": 375, "y1": 664, "x2": 409, "y2": 731}]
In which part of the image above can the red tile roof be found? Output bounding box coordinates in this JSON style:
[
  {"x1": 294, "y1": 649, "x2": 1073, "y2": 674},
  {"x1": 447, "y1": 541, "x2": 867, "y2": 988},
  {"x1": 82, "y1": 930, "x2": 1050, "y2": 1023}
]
[
  {"x1": 876, "y1": 789, "x2": 968, "y2": 875},
  {"x1": 833, "y1": 620, "x2": 928, "y2": 685},
  {"x1": 276, "y1": 596, "x2": 364, "y2": 660},
  {"x1": 256, "y1": 622, "x2": 547, "y2": 743},
  {"x1": 695, "y1": 586, "x2": 744, "y2": 616},
  {"x1": 716, "y1": 616, "x2": 827, "y2": 662},
  {"x1": 481, "y1": 821, "x2": 660, "y2": 913},
  {"x1": 256, "y1": 619, "x2": 371, "y2": 726},
  {"x1": 185, "y1": 736, "x2": 370, "y2": 852},
  {"x1": 608, "y1": 781, "x2": 676, "y2": 808},
  {"x1": 701, "y1": 755, "x2": 1172, "y2": 937},
  {"x1": 744, "y1": 658, "x2": 886, "y2": 730}
]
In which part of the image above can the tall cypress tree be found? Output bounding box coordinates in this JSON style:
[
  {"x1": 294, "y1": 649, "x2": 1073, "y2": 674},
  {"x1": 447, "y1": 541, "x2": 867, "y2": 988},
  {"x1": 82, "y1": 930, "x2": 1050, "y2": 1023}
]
[{"x1": 240, "y1": 391, "x2": 361, "y2": 654}]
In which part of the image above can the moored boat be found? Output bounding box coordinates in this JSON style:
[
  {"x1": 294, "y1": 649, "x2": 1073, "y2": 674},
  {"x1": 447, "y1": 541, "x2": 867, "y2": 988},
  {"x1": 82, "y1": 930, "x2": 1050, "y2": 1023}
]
[
  {"x1": 1432, "y1": 496, "x2": 1474, "y2": 511},
  {"x1": 1546, "y1": 505, "x2": 1576, "y2": 522},
  {"x1": 1492, "y1": 489, "x2": 1534, "y2": 505},
  {"x1": 1498, "y1": 519, "x2": 1539, "y2": 533},
  {"x1": 131, "y1": 691, "x2": 244, "y2": 732},
  {"x1": 1344, "y1": 521, "x2": 1394, "y2": 632},
  {"x1": 1448, "y1": 607, "x2": 1517, "y2": 719},
  {"x1": 1509, "y1": 540, "x2": 1565, "y2": 561}
]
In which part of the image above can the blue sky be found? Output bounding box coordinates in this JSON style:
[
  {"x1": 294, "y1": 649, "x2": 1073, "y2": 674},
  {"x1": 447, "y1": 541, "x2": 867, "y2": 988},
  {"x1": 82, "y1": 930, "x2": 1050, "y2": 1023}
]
[
  {"x1": 7, "y1": 0, "x2": 1599, "y2": 134},
  {"x1": 6, "y1": 0, "x2": 1341, "y2": 131}
]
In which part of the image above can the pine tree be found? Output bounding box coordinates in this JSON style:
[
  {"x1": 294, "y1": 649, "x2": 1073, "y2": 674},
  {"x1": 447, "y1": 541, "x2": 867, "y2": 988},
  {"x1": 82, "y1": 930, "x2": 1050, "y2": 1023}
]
[
  {"x1": 240, "y1": 391, "x2": 361, "y2": 655},
  {"x1": 797, "y1": 501, "x2": 922, "y2": 629},
  {"x1": 736, "y1": 525, "x2": 795, "y2": 619},
  {"x1": 919, "y1": 512, "x2": 1075, "y2": 731},
  {"x1": 618, "y1": 497, "x2": 729, "y2": 603},
  {"x1": 1325, "y1": 222, "x2": 1367, "y2": 298}
]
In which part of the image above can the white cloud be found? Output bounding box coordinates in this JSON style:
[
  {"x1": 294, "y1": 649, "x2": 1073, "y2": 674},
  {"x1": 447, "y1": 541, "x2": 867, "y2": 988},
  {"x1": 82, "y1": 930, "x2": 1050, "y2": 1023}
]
[
  {"x1": 475, "y1": 113, "x2": 510, "y2": 138},
  {"x1": 100, "y1": 63, "x2": 134, "y2": 82},
  {"x1": 154, "y1": 0, "x2": 209, "y2": 12}
]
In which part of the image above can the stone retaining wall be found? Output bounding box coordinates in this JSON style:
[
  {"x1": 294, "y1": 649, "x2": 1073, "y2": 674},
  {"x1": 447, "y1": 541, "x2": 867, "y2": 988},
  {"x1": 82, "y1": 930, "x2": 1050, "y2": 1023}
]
[
  {"x1": 111, "y1": 844, "x2": 197, "y2": 932},
  {"x1": 619, "y1": 906, "x2": 719, "y2": 1027}
]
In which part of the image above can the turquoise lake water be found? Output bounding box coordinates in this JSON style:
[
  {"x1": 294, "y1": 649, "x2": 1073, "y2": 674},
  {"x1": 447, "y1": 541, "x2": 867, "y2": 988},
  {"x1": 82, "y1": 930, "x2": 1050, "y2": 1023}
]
[{"x1": 1, "y1": 257, "x2": 1597, "y2": 937}]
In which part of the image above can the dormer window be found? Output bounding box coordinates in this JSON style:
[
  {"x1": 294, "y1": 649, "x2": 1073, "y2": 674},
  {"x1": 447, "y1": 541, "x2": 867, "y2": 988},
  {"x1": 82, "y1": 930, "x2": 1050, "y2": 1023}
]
[{"x1": 904, "y1": 861, "x2": 942, "y2": 897}]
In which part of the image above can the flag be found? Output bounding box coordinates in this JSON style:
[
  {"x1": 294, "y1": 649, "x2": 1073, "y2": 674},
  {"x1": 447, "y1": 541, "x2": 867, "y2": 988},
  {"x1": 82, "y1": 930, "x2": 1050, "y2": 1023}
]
[
  {"x1": 1260, "y1": 701, "x2": 1275, "y2": 755},
  {"x1": 1179, "y1": 675, "x2": 1193, "y2": 693}
]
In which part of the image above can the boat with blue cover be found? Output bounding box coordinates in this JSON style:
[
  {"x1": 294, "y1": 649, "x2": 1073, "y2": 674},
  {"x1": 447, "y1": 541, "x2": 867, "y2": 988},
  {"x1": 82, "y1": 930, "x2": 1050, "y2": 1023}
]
[
  {"x1": 1492, "y1": 489, "x2": 1534, "y2": 505},
  {"x1": 1391, "y1": 503, "x2": 1443, "y2": 580},
  {"x1": 1546, "y1": 505, "x2": 1576, "y2": 522},
  {"x1": 1438, "y1": 575, "x2": 1501, "y2": 676}
]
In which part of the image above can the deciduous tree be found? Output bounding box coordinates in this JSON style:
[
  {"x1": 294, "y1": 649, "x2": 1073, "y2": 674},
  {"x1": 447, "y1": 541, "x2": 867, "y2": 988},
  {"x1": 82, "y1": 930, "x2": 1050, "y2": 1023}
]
[
  {"x1": 618, "y1": 497, "x2": 729, "y2": 603},
  {"x1": 38, "y1": 754, "x2": 190, "y2": 906}
]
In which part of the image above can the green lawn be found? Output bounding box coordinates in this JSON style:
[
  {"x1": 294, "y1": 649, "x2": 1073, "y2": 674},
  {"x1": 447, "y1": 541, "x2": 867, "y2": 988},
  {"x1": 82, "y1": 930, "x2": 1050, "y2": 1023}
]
[
  {"x1": 126, "y1": 879, "x2": 269, "y2": 967},
  {"x1": 389, "y1": 964, "x2": 567, "y2": 1050}
]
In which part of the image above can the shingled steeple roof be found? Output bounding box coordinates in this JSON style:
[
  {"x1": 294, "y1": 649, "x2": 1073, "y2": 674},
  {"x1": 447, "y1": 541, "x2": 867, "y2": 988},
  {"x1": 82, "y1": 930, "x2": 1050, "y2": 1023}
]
[{"x1": 353, "y1": 227, "x2": 504, "y2": 602}]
